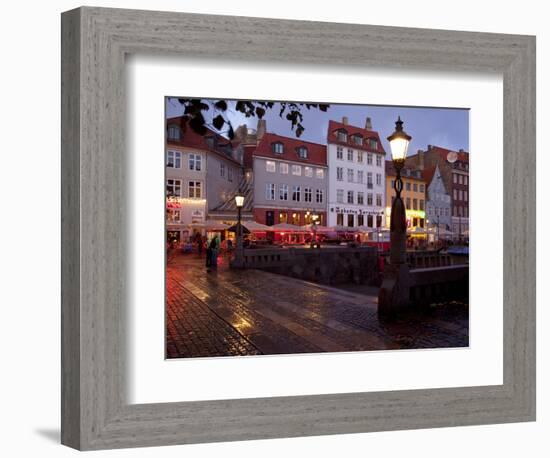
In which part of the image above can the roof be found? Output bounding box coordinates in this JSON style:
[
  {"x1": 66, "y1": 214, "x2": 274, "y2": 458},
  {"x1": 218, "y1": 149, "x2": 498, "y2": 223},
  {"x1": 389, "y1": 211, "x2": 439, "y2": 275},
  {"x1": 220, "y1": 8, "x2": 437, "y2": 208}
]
[
  {"x1": 426, "y1": 145, "x2": 469, "y2": 163},
  {"x1": 422, "y1": 166, "x2": 437, "y2": 185},
  {"x1": 326, "y1": 120, "x2": 386, "y2": 155},
  {"x1": 385, "y1": 161, "x2": 425, "y2": 181},
  {"x1": 253, "y1": 132, "x2": 327, "y2": 166},
  {"x1": 166, "y1": 116, "x2": 241, "y2": 166}
]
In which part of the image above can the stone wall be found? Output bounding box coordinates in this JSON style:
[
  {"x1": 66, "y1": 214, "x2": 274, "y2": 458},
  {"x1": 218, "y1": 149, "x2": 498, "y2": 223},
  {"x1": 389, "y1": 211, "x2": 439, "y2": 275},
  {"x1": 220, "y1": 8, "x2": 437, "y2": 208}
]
[{"x1": 242, "y1": 247, "x2": 379, "y2": 285}]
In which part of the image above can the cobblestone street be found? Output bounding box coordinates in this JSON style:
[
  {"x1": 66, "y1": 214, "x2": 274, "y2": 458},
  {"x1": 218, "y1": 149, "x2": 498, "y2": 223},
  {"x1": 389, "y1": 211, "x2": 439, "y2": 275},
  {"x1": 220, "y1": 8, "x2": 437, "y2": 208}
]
[{"x1": 166, "y1": 253, "x2": 469, "y2": 359}]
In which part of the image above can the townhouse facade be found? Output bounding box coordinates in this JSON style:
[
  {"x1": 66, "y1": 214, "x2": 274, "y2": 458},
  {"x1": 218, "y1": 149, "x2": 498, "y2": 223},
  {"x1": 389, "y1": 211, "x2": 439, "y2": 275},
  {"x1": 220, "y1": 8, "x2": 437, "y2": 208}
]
[
  {"x1": 248, "y1": 132, "x2": 328, "y2": 226},
  {"x1": 423, "y1": 164, "x2": 451, "y2": 234},
  {"x1": 326, "y1": 117, "x2": 386, "y2": 228}
]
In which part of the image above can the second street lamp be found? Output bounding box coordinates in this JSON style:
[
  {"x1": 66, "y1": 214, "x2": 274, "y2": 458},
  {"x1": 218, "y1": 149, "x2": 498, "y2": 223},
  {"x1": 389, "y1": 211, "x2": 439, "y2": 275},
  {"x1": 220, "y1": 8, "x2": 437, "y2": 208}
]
[
  {"x1": 233, "y1": 190, "x2": 245, "y2": 268},
  {"x1": 378, "y1": 116, "x2": 412, "y2": 316}
]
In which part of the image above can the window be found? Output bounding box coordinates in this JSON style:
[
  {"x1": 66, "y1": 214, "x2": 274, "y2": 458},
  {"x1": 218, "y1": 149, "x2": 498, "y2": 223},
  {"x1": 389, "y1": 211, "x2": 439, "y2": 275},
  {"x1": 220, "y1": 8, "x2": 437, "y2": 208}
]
[
  {"x1": 376, "y1": 215, "x2": 383, "y2": 228},
  {"x1": 358, "y1": 215, "x2": 364, "y2": 226},
  {"x1": 166, "y1": 209, "x2": 181, "y2": 223},
  {"x1": 336, "y1": 146, "x2": 343, "y2": 160},
  {"x1": 357, "y1": 192, "x2": 364, "y2": 205},
  {"x1": 265, "y1": 183, "x2": 275, "y2": 200},
  {"x1": 464, "y1": 190, "x2": 468, "y2": 202},
  {"x1": 265, "y1": 211, "x2": 275, "y2": 226},
  {"x1": 316, "y1": 168, "x2": 325, "y2": 179},
  {"x1": 465, "y1": 176, "x2": 469, "y2": 186},
  {"x1": 291, "y1": 165, "x2": 302, "y2": 176},
  {"x1": 336, "y1": 189, "x2": 344, "y2": 203},
  {"x1": 347, "y1": 214, "x2": 354, "y2": 227},
  {"x1": 367, "y1": 172, "x2": 373, "y2": 189},
  {"x1": 166, "y1": 150, "x2": 181, "y2": 168},
  {"x1": 458, "y1": 175, "x2": 463, "y2": 185},
  {"x1": 279, "y1": 212, "x2": 288, "y2": 223},
  {"x1": 188, "y1": 181, "x2": 202, "y2": 198},
  {"x1": 357, "y1": 151, "x2": 363, "y2": 163},
  {"x1": 347, "y1": 149, "x2": 353, "y2": 161},
  {"x1": 367, "y1": 153, "x2": 373, "y2": 165},
  {"x1": 376, "y1": 194, "x2": 382, "y2": 207},
  {"x1": 304, "y1": 187, "x2": 312, "y2": 202},
  {"x1": 266, "y1": 161, "x2": 276, "y2": 172},
  {"x1": 347, "y1": 169, "x2": 354, "y2": 182},
  {"x1": 228, "y1": 168, "x2": 233, "y2": 182},
  {"x1": 280, "y1": 162, "x2": 289, "y2": 174},
  {"x1": 337, "y1": 213, "x2": 344, "y2": 225},
  {"x1": 347, "y1": 190, "x2": 354, "y2": 204},
  {"x1": 336, "y1": 167, "x2": 343, "y2": 181},
  {"x1": 369, "y1": 139, "x2": 378, "y2": 150},
  {"x1": 413, "y1": 198, "x2": 418, "y2": 210},
  {"x1": 406, "y1": 182, "x2": 411, "y2": 191},
  {"x1": 367, "y1": 193, "x2": 373, "y2": 205},
  {"x1": 406, "y1": 197, "x2": 411, "y2": 209},
  {"x1": 304, "y1": 166, "x2": 313, "y2": 177},
  {"x1": 413, "y1": 183, "x2": 418, "y2": 192},
  {"x1": 376, "y1": 155, "x2": 382, "y2": 167},
  {"x1": 297, "y1": 147, "x2": 308, "y2": 159},
  {"x1": 352, "y1": 135, "x2": 363, "y2": 145},
  {"x1": 337, "y1": 129, "x2": 347, "y2": 142},
  {"x1": 358, "y1": 170, "x2": 364, "y2": 184},
  {"x1": 189, "y1": 153, "x2": 202, "y2": 171},
  {"x1": 316, "y1": 189, "x2": 324, "y2": 203},
  {"x1": 419, "y1": 184, "x2": 425, "y2": 192},
  {"x1": 272, "y1": 142, "x2": 284, "y2": 154},
  {"x1": 220, "y1": 162, "x2": 225, "y2": 177},
  {"x1": 391, "y1": 180, "x2": 395, "y2": 188},
  {"x1": 291, "y1": 213, "x2": 300, "y2": 225},
  {"x1": 167, "y1": 124, "x2": 181, "y2": 141},
  {"x1": 420, "y1": 199, "x2": 425, "y2": 211},
  {"x1": 292, "y1": 186, "x2": 301, "y2": 202},
  {"x1": 453, "y1": 174, "x2": 458, "y2": 184},
  {"x1": 166, "y1": 179, "x2": 182, "y2": 197},
  {"x1": 453, "y1": 189, "x2": 458, "y2": 200},
  {"x1": 279, "y1": 184, "x2": 288, "y2": 201},
  {"x1": 367, "y1": 214, "x2": 373, "y2": 227},
  {"x1": 376, "y1": 173, "x2": 382, "y2": 186}
]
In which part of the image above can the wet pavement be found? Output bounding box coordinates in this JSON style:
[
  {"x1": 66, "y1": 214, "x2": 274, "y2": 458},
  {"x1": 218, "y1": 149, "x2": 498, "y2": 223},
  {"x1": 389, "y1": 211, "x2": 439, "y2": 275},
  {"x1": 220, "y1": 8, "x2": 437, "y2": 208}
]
[{"x1": 166, "y1": 253, "x2": 468, "y2": 359}]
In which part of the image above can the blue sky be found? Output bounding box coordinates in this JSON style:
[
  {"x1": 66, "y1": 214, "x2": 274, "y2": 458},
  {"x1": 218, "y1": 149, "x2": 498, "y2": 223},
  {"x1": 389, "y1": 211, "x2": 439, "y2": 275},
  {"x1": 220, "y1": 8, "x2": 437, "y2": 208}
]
[{"x1": 166, "y1": 97, "x2": 469, "y2": 155}]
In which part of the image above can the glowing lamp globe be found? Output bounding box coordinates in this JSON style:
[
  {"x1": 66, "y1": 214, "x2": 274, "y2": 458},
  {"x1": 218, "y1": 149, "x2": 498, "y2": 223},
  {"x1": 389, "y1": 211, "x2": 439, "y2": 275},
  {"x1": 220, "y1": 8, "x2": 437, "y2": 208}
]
[
  {"x1": 387, "y1": 116, "x2": 412, "y2": 162},
  {"x1": 235, "y1": 192, "x2": 244, "y2": 208}
]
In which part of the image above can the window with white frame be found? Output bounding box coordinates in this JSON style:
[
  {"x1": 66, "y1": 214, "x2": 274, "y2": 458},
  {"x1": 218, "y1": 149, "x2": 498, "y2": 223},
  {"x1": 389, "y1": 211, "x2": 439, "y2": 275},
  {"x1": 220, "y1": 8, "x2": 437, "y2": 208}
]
[
  {"x1": 413, "y1": 183, "x2": 418, "y2": 192},
  {"x1": 376, "y1": 173, "x2": 382, "y2": 186},
  {"x1": 347, "y1": 149, "x2": 353, "y2": 161},
  {"x1": 369, "y1": 139, "x2": 378, "y2": 150},
  {"x1": 188, "y1": 181, "x2": 202, "y2": 198},
  {"x1": 166, "y1": 209, "x2": 181, "y2": 223},
  {"x1": 265, "y1": 183, "x2": 275, "y2": 200},
  {"x1": 291, "y1": 165, "x2": 302, "y2": 176},
  {"x1": 358, "y1": 170, "x2": 364, "y2": 184},
  {"x1": 347, "y1": 169, "x2": 354, "y2": 182},
  {"x1": 336, "y1": 146, "x2": 343, "y2": 160},
  {"x1": 220, "y1": 162, "x2": 225, "y2": 177},
  {"x1": 357, "y1": 151, "x2": 363, "y2": 163},
  {"x1": 336, "y1": 167, "x2": 343, "y2": 181},
  {"x1": 336, "y1": 189, "x2": 344, "y2": 203},
  {"x1": 304, "y1": 166, "x2": 313, "y2": 177},
  {"x1": 347, "y1": 190, "x2": 354, "y2": 204},
  {"x1": 279, "y1": 184, "x2": 288, "y2": 201},
  {"x1": 316, "y1": 168, "x2": 325, "y2": 179},
  {"x1": 316, "y1": 189, "x2": 324, "y2": 203},
  {"x1": 272, "y1": 142, "x2": 284, "y2": 154},
  {"x1": 367, "y1": 172, "x2": 373, "y2": 189},
  {"x1": 188, "y1": 153, "x2": 202, "y2": 171},
  {"x1": 367, "y1": 193, "x2": 373, "y2": 205},
  {"x1": 458, "y1": 175, "x2": 463, "y2": 185},
  {"x1": 166, "y1": 150, "x2": 181, "y2": 168},
  {"x1": 166, "y1": 179, "x2": 182, "y2": 197},
  {"x1": 419, "y1": 184, "x2": 425, "y2": 192},
  {"x1": 266, "y1": 160, "x2": 276, "y2": 172},
  {"x1": 304, "y1": 187, "x2": 312, "y2": 202},
  {"x1": 357, "y1": 192, "x2": 364, "y2": 205},
  {"x1": 292, "y1": 185, "x2": 301, "y2": 202},
  {"x1": 352, "y1": 135, "x2": 363, "y2": 145},
  {"x1": 297, "y1": 147, "x2": 308, "y2": 159},
  {"x1": 337, "y1": 130, "x2": 347, "y2": 142},
  {"x1": 279, "y1": 162, "x2": 289, "y2": 174},
  {"x1": 376, "y1": 155, "x2": 382, "y2": 167},
  {"x1": 376, "y1": 194, "x2": 382, "y2": 207},
  {"x1": 367, "y1": 153, "x2": 373, "y2": 165},
  {"x1": 167, "y1": 124, "x2": 181, "y2": 141}
]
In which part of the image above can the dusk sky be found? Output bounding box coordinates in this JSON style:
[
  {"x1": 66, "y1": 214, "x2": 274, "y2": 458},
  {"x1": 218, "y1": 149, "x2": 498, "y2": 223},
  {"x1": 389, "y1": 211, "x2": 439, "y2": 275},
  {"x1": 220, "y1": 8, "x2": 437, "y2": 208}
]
[{"x1": 166, "y1": 97, "x2": 469, "y2": 155}]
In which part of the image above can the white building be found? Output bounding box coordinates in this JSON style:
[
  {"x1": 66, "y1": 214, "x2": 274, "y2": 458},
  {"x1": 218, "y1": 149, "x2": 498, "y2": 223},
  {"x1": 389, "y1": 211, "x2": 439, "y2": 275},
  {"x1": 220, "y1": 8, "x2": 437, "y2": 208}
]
[{"x1": 326, "y1": 117, "x2": 387, "y2": 228}]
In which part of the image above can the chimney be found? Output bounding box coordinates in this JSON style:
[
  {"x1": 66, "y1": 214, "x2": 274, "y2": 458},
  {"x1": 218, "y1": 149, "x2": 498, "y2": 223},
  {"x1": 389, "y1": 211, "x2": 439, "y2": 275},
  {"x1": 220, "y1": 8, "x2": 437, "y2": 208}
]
[
  {"x1": 342, "y1": 116, "x2": 349, "y2": 125},
  {"x1": 427, "y1": 144, "x2": 433, "y2": 151},
  {"x1": 365, "y1": 117, "x2": 372, "y2": 130},
  {"x1": 459, "y1": 148, "x2": 464, "y2": 153},
  {"x1": 417, "y1": 149, "x2": 425, "y2": 170},
  {"x1": 256, "y1": 119, "x2": 266, "y2": 140}
]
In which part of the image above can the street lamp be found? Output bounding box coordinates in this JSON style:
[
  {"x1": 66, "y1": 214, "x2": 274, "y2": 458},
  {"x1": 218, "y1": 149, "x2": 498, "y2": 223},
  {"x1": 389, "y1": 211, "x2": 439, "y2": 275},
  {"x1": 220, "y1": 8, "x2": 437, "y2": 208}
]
[
  {"x1": 232, "y1": 190, "x2": 245, "y2": 268},
  {"x1": 378, "y1": 116, "x2": 412, "y2": 317},
  {"x1": 311, "y1": 212, "x2": 320, "y2": 248}
]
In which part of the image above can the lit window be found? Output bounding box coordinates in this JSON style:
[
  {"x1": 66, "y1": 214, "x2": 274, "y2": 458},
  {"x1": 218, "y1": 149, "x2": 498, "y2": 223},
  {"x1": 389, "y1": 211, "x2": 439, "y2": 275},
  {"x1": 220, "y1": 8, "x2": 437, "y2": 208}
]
[
  {"x1": 280, "y1": 162, "x2": 289, "y2": 174},
  {"x1": 266, "y1": 161, "x2": 276, "y2": 172},
  {"x1": 166, "y1": 150, "x2": 181, "y2": 168},
  {"x1": 188, "y1": 181, "x2": 202, "y2": 198},
  {"x1": 189, "y1": 153, "x2": 202, "y2": 171},
  {"x1": 166, "y1": 179, "x2": 182, "y2": 197},
  {"x1": 316, "y1": 168, "x2": 325, "y2": 179},
  {"x1": 291, "y1": 165, "x2": 302, "y2": 176},
  {"x1": 166, "y1": 209, "x2": 181, "y2": 223},
  {"x1": 304, "y1": 166, "x2": 313, "y2": 177}
]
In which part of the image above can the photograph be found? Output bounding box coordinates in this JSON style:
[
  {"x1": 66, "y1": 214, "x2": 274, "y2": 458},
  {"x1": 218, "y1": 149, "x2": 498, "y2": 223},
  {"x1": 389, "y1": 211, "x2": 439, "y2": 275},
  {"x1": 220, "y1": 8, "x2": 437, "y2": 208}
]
[{"x1": 164, "y1": 97, "x2": 470, "y2": 359}]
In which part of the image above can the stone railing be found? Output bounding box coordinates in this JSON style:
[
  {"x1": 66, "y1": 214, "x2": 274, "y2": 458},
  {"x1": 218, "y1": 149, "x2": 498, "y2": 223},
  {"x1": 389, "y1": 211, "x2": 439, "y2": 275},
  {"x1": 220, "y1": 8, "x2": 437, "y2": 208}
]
[{"x1": 409, "y1": 265, "x2": 469, "y2": 305}]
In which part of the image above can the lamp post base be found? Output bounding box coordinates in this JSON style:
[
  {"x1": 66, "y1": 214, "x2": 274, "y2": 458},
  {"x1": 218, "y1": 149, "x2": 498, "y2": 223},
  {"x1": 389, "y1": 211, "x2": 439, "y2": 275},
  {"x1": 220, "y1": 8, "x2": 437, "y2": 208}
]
[{"x1": 378, "y1": 263, "x2": 410, "y2": 318}]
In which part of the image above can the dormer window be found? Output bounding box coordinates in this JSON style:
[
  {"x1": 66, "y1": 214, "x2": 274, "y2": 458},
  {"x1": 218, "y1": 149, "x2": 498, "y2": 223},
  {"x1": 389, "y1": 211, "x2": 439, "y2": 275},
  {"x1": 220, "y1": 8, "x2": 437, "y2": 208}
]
[
  {"x1": 337, "y1": 129, "x2": 348, "y2": 142},
  {"x1": 352, "y1": 134, "x2": 363, "y2": 145},
  {"x1": 272, "y1": 142, "x2": 284, "y2": 154},
  {"x1": 368, "y1": 138, "x2": 378, "y2": 150},
  {"x1": 167, "y1": 124, "x2": 182, "y2": 141},
  {"x1": 297, "y1": 146, "x2": 308, "y2": 159}
]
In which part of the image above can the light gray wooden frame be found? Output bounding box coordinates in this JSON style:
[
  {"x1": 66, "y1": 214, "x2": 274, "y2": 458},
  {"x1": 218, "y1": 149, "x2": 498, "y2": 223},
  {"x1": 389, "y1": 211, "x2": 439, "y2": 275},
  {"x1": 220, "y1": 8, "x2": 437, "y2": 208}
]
[{"x1": 61, "y1": 6, "x2": 536, "y2": 451}]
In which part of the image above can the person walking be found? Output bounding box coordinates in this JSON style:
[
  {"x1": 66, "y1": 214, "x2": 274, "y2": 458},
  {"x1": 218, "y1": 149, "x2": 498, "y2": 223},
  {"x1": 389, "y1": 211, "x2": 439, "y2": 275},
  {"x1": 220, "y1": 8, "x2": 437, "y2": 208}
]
[
  {"x1": 210, "y1": 234, "x2": 220, "y2": 270},
  {"x1": 205, "y1": 235, "x2": 212, "y2": 269},
  {"x1": 196, "y1": 233, "x2": 203, "y2": 256}
]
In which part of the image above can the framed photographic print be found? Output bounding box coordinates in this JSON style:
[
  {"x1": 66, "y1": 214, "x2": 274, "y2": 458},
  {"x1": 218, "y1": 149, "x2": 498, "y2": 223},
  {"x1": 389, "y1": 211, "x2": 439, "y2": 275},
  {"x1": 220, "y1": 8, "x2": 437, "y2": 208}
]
[{"x1": 61, "y1": 6, "x2": 536, "y2": 450}]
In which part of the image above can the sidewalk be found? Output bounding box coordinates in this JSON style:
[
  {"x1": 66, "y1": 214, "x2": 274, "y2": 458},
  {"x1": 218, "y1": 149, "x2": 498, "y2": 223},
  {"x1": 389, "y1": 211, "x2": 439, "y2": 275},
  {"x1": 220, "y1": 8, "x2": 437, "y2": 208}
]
[{"x1": 166, "y1": 253, "x2": 468, "y2": 359}]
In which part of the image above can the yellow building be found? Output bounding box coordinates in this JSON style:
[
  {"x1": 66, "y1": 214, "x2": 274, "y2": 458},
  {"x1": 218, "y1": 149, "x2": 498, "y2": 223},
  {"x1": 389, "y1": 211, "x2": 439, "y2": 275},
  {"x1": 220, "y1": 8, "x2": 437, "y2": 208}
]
[{"x1": 385, "y1": 162, "x2": 427, "y2": 236}]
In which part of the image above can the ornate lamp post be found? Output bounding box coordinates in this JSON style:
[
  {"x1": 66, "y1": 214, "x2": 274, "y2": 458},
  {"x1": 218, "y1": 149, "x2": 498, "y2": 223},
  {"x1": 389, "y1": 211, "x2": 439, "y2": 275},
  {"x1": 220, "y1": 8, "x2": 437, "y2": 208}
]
[
  {"x1": 233, "y1": 190, "x2": 245, "y2": 268},
  {"x1": 311, "y1": 212, "x2": 320, "y2": 248},
  {"x1": 378, "y1": 117, "x2": 412, "y2": 317}
]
